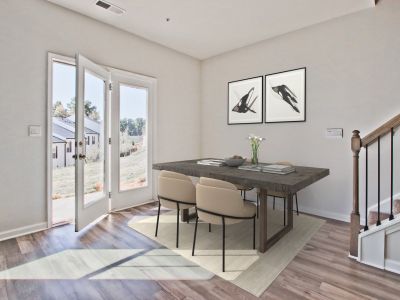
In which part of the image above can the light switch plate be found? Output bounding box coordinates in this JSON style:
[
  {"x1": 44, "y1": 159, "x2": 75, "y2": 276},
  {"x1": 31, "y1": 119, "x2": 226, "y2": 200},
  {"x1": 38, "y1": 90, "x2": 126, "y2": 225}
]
[
  {"x1": 29, "y1": 125, "x2": 41, "y2": 137},
  {"x1": 326, "y1": 128, "x2": 343, "y2": 139}
]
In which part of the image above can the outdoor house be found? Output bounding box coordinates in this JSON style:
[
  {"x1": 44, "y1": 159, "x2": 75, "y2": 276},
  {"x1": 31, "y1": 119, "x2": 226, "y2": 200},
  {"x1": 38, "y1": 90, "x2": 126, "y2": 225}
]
[{"x1": 52, "y1": 117, "x2": 100, "y2": 168}]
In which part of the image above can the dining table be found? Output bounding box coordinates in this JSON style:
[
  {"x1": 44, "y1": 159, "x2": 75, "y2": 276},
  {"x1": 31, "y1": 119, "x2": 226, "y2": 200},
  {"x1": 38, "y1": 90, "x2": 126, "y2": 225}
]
[{"x1": 153, "y1": 159, "x2": 329, "y2": 253}]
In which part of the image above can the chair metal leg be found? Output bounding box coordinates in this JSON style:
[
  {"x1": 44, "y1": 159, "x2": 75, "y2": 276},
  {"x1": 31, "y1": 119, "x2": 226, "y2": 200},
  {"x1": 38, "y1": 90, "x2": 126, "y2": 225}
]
[
  {"x1": 284, "y1": 197, "x2": 286, "y2": 226},
  {"x1": 176, "y1": 203, "x2": 180, "y2": 248},
  {"x1": 222, "y1": 216, "x2": 225, "y2": 272},
  {"x1": 209, "y1": 223, "x2": 211, "y2": 232},
  {"x1": 253, "y1": 217, "x2": 256, "y2": 249},
  {"x1": 273, "y1": 196, "x2": 276, "y2": 210},
  {"x1": 256, "y1": 193, "x2": 259, "y2": 218},
  {"x1": 192, "y1": 216, "x2": 199, "y2": 256},
  {"x1": 295, "y1": 193, "x2": 299, "y2": 215},
  {"x1": 155, "y1": 200, "x2": 161, "y2": 237}
]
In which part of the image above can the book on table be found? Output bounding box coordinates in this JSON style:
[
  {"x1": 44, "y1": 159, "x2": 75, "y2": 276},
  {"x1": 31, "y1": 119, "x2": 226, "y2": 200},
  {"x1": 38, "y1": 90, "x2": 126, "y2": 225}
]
[
  {"x1": 262, "y1": 164, "x2": 295, "y2": 174},
  {"x1": 197, "y1": 159, "x2": 225, "y2": 166},
  {"x1": 239, "y1": 164, "x2": 295, "y2": 174}
]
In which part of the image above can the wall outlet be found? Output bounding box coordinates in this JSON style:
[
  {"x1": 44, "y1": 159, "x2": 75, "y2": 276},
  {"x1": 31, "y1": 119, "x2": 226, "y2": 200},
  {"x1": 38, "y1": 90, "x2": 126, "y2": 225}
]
[
  {"x1": 29, "y1": 125, "x2": 41, "y2": 137},
  {"x1": 326, "y1": 128, "x2": 343, "y2": 139}
]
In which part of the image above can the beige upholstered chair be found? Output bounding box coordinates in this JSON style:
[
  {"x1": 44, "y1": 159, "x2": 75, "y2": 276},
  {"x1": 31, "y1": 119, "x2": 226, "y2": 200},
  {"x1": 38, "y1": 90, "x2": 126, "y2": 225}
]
[
  {"x1": 156, "y1": 170, "x2": 196, "y2": 248},
  {"x1": 235, "y1": 184, "x2": 259, "y2": 218},
  {"x1": 192, "y1": 177, "x2": 256, "y2": 272}
]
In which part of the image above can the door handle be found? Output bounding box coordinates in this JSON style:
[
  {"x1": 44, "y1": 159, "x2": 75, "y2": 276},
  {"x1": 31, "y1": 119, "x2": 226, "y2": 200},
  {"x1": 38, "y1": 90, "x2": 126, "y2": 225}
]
[{"x1": 79, "y1": 154, "x2": 86, "y2": 160}]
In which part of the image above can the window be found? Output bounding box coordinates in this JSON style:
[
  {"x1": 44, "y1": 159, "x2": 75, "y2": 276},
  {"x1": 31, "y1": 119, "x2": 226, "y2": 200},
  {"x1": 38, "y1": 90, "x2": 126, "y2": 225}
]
[
  {"x1": 92, "y1": 136, "x2": 95, "y2": 145},
  {"x1": 66, "y1": 141, "x2": 72, "y2": 153},
  {"x1": 53, "y1": 146, "x2": 58, "y2": 159},
  {"x1": 86, "y1": 137, "x2": 90, "y2": 145}
]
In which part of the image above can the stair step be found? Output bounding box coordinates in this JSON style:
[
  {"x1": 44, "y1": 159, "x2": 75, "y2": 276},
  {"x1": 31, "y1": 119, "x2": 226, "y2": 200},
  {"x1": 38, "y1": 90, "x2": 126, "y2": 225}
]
[
  {"x1": 368, "y1": 200, "x2": 400, "y2": 225},
  {"x1": 368, "y1": 211, "x2": 390, "y2": 225},
  {"x1": 395, "y1": 199, "x2": 400, "y2": 214}
]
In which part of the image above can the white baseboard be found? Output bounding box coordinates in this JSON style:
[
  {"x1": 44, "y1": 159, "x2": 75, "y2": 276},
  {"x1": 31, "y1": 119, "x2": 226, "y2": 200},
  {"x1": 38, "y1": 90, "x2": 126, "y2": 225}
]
[
  {"x1": 385, "y1": 259, "x2": 400, "y2": 274},
  {"x1": 111, "y1": 199, "x2": 156, "y2": 213},
  {"x1": 300, "y1": 205, "x2": 349, "y2": 223},
  {"x1": 0, "y1": 222, "x2": 48, "y2": 242},
  {"x1": 242, "y1": 190, "x2": 351, "y2": 223}
]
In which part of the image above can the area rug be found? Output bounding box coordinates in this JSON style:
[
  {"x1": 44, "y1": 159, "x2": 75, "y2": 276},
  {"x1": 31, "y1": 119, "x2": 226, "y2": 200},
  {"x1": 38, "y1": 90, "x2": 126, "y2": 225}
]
[{"x1": 128, "y1": 207, "x2": 325, "y2": 297}]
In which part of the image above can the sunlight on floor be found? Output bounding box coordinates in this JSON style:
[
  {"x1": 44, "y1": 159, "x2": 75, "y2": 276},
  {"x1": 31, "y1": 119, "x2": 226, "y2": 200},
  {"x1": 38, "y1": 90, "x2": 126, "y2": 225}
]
[{"x1": 0, "y1": 249, "x2": 213, "y2": 281}]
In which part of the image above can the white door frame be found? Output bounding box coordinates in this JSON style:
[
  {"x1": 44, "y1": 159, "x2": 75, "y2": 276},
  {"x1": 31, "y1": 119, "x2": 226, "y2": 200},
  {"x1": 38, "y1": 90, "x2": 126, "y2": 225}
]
[{"x1": 46, "y1": 52, "x2": 158, "y2": 228}]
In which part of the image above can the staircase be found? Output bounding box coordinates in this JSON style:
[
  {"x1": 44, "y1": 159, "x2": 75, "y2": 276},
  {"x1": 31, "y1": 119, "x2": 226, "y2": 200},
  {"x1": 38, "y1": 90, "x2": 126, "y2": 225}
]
[
  {"x1": 350, "y1": 114, "x2": 400, "y2": 274},
  {"x1": 368, "y1": 200, "x2": 400, "y2": 225}
]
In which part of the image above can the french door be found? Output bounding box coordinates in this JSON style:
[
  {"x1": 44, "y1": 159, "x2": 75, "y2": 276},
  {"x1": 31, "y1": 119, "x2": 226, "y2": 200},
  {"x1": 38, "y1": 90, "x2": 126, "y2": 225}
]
[
  {"x1": 75, "y1": 54, "x2": 110, "y2": 231},
  {"x1": 72, "y1": 54, "x2": 154, "y2": 231}
]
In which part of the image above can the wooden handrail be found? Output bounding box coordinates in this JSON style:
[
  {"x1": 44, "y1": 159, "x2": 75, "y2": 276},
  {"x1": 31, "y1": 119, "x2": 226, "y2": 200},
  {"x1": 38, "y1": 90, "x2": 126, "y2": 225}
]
[{"x1": 362, "y1": 113, "x2": 400, "y2": 147}]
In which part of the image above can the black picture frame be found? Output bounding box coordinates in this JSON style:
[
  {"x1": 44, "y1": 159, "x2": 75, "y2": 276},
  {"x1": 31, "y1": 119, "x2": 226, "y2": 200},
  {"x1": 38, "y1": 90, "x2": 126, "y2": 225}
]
[
  {"x1": 264, "y1": 67, "x2": 306, "y2": 124},
  {"x1": 227, "y1": 76, "x2": 264, "y2": 125}
]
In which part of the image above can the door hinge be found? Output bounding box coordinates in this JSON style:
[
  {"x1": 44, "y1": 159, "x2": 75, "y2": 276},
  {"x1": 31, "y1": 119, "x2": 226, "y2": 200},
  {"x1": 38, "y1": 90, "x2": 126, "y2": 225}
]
[
  {"x1": 109, "y1": 192, "x2": 112, "y2": 198},
  {"x1": 109, "y1": 83, "x2": 113, "y2": 91},
  {"x1": 109, "y1": 138, "x2": 111, "y2": 145}
]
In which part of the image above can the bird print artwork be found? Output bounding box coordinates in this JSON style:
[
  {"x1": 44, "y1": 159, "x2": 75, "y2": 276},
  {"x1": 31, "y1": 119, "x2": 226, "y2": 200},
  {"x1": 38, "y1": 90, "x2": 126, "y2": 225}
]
[
  {"x1": 232, "y1": 87, "x2": 258, "y2": 114},
  {"x1": 271, "y1": 85, "x2": 300, "y2": 113}
]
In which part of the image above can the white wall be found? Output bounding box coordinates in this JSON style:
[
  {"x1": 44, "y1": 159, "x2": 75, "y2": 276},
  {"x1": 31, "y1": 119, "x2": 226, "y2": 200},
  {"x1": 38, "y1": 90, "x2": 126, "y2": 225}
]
[
  {"x1": 200, "y1": 0, "x2": 400, "y2": 222},
  {"x1": 1, "y1": 0, "x2": 400, "y2": 238},
  {"x1": 0, "y1": 0, "x2": 201, "y2": 234}
]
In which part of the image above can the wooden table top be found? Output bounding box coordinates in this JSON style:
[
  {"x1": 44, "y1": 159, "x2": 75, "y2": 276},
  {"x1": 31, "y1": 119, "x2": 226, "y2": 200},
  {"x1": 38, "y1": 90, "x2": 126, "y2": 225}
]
[{"x1": 153, "y1": 159, "x2": 329, "y2": 193}]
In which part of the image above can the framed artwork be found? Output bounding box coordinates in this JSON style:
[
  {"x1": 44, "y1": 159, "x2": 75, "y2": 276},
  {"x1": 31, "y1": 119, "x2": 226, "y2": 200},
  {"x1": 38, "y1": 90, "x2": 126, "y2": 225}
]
[
  {"x1": 265, "y1": 68, "x2": 306, "y2": 123},
  {"x1": 228, "y1": 76, "x2": 263, "y2": 125}
]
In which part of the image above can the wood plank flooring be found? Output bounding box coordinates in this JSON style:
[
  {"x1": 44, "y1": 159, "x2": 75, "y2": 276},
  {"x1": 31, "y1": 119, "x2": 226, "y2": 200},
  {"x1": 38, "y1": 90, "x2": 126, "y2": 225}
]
[{"x1": 0, "y1": 203, "x2": 399, "y2": 300}]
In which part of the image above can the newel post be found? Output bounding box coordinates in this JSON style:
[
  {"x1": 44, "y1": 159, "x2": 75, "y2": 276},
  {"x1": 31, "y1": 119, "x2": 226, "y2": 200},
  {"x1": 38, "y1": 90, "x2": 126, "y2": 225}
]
[{"x1": 350, "y1": 130, "x2": 361, "y2": 257}]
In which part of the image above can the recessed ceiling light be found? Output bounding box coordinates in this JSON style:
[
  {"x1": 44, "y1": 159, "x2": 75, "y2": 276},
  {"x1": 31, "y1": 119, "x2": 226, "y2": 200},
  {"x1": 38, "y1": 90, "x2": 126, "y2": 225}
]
[{"x1": 95, "y1": 0, "x2": 126, "y2": 15}]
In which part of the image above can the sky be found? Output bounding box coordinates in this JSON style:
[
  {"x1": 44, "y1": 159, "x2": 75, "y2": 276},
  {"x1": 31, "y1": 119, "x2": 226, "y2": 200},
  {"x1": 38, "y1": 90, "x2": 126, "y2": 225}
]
[{"x1": 53, "y1": 62, "x2": 147, "y2": 120}]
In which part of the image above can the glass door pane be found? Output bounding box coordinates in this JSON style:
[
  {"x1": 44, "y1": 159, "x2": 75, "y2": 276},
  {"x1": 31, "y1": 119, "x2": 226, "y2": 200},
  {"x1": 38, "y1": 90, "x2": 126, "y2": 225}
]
[
  {"x1": 119, "y1": 84, "x2": 148, "y2": 191},
  {"x1": 110, "y1": 70, "x2": 154, "y2": 211},
  {"x1": 51, "y1": 61, "x2": 76, "y2": 225},
  {"x1": 83, "y1": 71, "x2": 106, "y2": 206}
]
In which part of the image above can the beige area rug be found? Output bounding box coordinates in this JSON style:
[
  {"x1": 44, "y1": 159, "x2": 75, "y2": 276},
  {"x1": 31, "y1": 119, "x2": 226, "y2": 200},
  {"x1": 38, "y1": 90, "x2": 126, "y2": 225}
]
[{"x1": 128, "y1": 207, "x2": 325, "y2": 297}]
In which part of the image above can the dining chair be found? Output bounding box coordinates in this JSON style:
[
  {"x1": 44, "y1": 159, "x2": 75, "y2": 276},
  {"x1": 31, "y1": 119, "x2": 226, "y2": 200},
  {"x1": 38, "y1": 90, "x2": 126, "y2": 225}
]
[
  {"x1": 236, "y1": 184, "x2": 259, "y2": 218},
  {"x1": 156, "y1": 170, "x2": 196, "y2": 248},
  {"x1": 192, "y1": 177, "x2": 256, "y2": 272}
]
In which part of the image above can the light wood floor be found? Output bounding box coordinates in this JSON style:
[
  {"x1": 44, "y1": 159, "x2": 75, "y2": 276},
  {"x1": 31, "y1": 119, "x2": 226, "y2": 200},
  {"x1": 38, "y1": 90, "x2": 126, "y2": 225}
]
[{"x1": 0, "y1": 203, "x2": 399, "y2": 300}]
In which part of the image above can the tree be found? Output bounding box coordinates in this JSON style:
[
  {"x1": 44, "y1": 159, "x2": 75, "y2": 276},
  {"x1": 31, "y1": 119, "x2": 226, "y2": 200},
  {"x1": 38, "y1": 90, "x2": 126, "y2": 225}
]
[
  {"x1": 119, "y1": 118, "x2": 146, "y2": 137},
  {"x1": 85, "y1": 101, "x2": 99, "y2": 121},
  {"x1": 67, "y1": 98, "x2": 76, "y2": 115},
  {"x1": 53, "y1": 101, "x2": 70, "y2": 118},
  {"x1": 135, "y1": 118, "x2": 146, "y2": 136},
  {"x1": 67, "y1": 98, "x2": 100, "y2": 121},
  {"x1": 127, "y1": 118, "x2": 137, "y2": 136},
  {"x1": 120, "y1": 118, "x2": 129, "y2": 133}
]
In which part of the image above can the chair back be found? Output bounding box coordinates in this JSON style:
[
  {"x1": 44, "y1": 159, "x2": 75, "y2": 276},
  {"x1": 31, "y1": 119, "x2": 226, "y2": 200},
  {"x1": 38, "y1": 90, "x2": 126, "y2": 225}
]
[
  {"x1": 158, "y1": 171, "x2": 195, "y2": 205},
  {"x1": 196, "y1": 177, "x2": 244, "y2": 218}
]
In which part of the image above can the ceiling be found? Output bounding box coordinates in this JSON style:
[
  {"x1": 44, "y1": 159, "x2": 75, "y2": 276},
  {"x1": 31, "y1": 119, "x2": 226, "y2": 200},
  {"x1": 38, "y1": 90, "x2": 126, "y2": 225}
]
[{"x1": 47, "y1": 0, "x2": 375, "y2": 60}]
